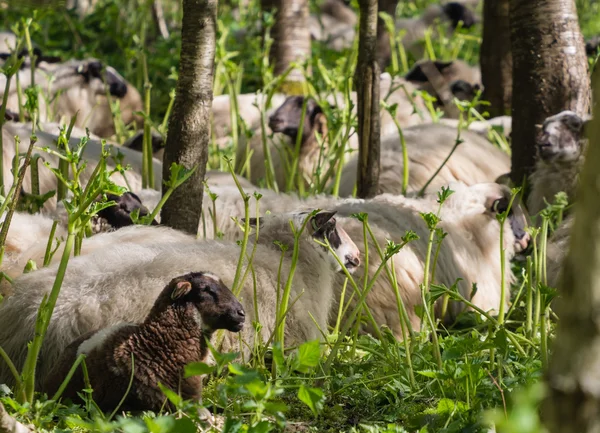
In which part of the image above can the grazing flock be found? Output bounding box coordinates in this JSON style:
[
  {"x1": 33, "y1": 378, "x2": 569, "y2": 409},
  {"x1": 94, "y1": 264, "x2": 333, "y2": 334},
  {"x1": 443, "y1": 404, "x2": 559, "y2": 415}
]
[{"x1": 0, "y1": 0, "x2": 592, "y2": 415}]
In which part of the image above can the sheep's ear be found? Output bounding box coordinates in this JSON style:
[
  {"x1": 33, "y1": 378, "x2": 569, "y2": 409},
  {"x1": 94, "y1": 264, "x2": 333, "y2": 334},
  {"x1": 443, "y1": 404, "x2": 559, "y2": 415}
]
[
  {"x1": 244, "y1": 217, "x2": 263, "y2": 228},
  {"x1": 433, "y1": 60, "x2": 453, "y2": 73},
  {"x1": 171, "y1": 281, "x2": 192, "y2": 300},
  {"x1": 311, "y1": 210, "x2": 337, "y2": 231}
]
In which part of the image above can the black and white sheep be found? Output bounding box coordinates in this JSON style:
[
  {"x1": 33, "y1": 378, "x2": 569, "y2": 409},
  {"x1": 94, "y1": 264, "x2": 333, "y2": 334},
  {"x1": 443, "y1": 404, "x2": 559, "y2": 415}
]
[
  {"x1": 0, "y1": 50, "x2": 142, "y2": 138},
  {"x1": 43, "y1": 272, "x2": 245, "y2": 412},
  {"x1": 0, "y1": 210, "x2": 360, "y2": 387},
  {"x1": 2, "y1": 120, "x2": 162, "y2": 212},
  {"x1": 236, "y1": 78, "x2": 430, "y2": 188},
  {"x1": 1, "y1": 192, "x2": 158, "y2": 281}
]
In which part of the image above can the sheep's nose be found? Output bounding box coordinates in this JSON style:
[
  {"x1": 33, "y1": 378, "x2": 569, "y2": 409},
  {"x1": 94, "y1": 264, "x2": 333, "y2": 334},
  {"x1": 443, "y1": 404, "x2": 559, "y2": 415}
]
[
  {"x1": 268, "y1": 116, "x2": 284, "y2": 131},
  {"x1": 345, "y1": 254, "x2": 360, "y2": 269},
  {"x1": 109, "y1": 81, "x2": 128, "y2": 98},
  {"x1": 237, "y1": 309, "x2": 246, "y2": 319}
]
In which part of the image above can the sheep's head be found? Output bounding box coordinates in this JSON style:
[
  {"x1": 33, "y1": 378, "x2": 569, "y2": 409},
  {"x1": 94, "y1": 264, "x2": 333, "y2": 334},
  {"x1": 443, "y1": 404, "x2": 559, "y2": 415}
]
[
  {"x1": 74, "y1": 60, "x2": 129, "y2": 98},
  {"x1": 535, "y1": 111, "x2": 589, "y2": 163},
  {"x1": 479, "y1": 185, "x2": 530, "y2": 253},
  {"x1": 441, "y1": 2, "x2": 477, "y2": 29},
  {"x1": 446, "y1": 182, "x2": 530, "y2": 253},
  {"x1": 450, "y1": 79, "x2": 482, "y2": 102},
  {"x1": 165, "y1": 272, "x2": 245, "y2": 333},
  {"x1": 97, "y1": 192, "x2": 158, "y2": 229},
  {"x1": 248, "y1": 210, "x2": 361, "y2": 274},
  {"x1": 122, "y1": 130, "x2": 165, "y2": 160},
  {"x1": 268, "y1": 96, "x2": 327, "y2": 145}
]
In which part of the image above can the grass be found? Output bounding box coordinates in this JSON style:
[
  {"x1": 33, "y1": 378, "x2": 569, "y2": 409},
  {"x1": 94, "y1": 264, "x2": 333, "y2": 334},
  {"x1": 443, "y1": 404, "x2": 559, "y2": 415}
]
[{"x1": 0, "y1": 0, "x2": 597, "y2": 431}]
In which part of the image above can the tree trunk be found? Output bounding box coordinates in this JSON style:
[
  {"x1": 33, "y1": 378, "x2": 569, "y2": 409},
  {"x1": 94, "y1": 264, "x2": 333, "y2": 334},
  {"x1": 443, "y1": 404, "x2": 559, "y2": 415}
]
[
  {"x1": 271, "y1": 0, "x2": 310, "y2": 85},
  {"x1": 509, "y1": 0, "x2": 590, "y2": 186},
  {"x1": 543, "y1": 70, "x2": 600, "y2": 433},
  {"x1": 160, "y1": 0, "x2": 216, "y2": 234},
  {"x1": 480, "y1": 0, "x2": 512, "y2": 117},
  {"x1": 355, "y1": 0, "x2": 380, "y2": 198},
  {"x1": 375, "y1": 0, "x2": 398, "y2": 70}
]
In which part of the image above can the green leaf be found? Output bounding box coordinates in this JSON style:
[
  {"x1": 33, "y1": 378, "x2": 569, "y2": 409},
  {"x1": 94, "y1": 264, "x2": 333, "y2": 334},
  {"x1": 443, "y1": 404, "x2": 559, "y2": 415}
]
[
  {"x1": 296, "y1": 339, "x2": 321, "y2": 372},
  {"x1": 249, "y1": 420, "x2": 273, "y2": 433},
  {"x1": 157, "y1": 382, "x2": 182, "y2": 408},
  {"x1": 297, "y1": 384, "x2": 324, "y2": 416},
  {"x1": 184, "y1": 361, "x2": 215, "y2": 378},
  {"x1": 272, "y1": 342, "x2": 285, "y2": 372}
]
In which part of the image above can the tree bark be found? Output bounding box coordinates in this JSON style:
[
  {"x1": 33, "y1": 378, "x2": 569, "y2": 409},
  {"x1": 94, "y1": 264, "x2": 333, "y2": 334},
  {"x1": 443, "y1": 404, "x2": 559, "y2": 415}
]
[
  {"x1": 480, "y1": 0, "x2": 512, "y2": 117},
  {"x1": 160, "y1": 0, "x2": 215, "y2": 234},
  {"x1": 375, "y1": 0, "x2": 398, "y2": 70},
  {"x1": 509, "y1": 0, "x2": 590, "y2": 186},
  {"x1": 543, "y1": 70, "x2": 600, "y2": 433},
  {"x1": 355, "y1": 0, "x2": 380, "y2": 198},
  {"x1": 271, "y1": 0, "x2": 310, "y2": 84}
]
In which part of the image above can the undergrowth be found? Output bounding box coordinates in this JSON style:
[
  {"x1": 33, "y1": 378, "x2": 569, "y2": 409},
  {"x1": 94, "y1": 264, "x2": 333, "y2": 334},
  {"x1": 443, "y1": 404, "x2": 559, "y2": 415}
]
[{"x1": 0, "y1": 0, "x2": 597, "y2": 431}]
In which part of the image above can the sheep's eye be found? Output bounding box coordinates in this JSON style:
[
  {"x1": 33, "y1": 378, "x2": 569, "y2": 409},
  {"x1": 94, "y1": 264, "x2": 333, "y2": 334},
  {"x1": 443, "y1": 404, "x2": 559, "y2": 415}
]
[{"x1": 492, "y1": 199, "x2": 508, "y2": 214}]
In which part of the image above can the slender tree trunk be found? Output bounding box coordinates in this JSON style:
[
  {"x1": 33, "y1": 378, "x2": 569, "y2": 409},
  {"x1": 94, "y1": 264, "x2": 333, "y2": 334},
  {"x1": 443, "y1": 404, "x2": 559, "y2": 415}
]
[
  {"x1": 543, "y1": 70, "x2": 600, "y2": 433},
  {"x1": 160, "y1": 0, "x2": 216, "y2": 234},
  {"x1": 375, "y1": 0, "x2": 398, "y2": 69},
  {"x1": 509, "y1": 0, "x2": 590, "y2": 186},
  {"x1": 480, "y1": 0, "x2": 512, "y2": 117},
  {"x1": 270, "y1": 0, "x2": 310, "y2": 85},
  {"x1": 355, "y1": 0, "x2": 380, "y2": 198}
]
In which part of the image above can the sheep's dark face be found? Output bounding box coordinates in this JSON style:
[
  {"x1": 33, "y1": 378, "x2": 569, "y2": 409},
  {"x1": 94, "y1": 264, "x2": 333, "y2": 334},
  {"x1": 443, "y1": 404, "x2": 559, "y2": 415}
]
[
  {"x1": 75, "y1": 60, "x2": 129, "y2": 98},
  {"x1": 170, "y1": 272, "x2": 245, "y2": 333},
  {"x1": 123, "y1": 131, "x2": 165, "y2": 159},
  {"x1": 485, "y1": 192, "x2": 530, "y2": 253},
  {"x1": 586, "y1": 36, "x2": 600, "y2": 56},
  {"x1": 405, "y1": 60, "x2": 454, "y2": 83},
  {"x1": 268, "y1": 96, "x2": 324, "y2": 143},
  {"x1": 450, "y1": 79, "x2": 481, "y2": 102},
  {"x1": 97, "y1": 192, "x2": 158, "y2": 229},
  {"x1": 300, "y1": 210, "x2": 361, "y2": 274},
  {"x1": 442, "y1": 2, "x2": 477, "y2": 29},
  {"x1": 536, "y1": 111, "x2": 587, "y2": 163}
]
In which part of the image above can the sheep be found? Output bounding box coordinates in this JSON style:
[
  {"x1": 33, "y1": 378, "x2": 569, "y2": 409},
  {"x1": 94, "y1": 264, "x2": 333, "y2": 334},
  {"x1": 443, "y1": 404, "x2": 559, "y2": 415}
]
[
  {"x1": 308, "y1": 0, "x2": 357, "y2": 51},
  {"x1": 0, "y1": 55, "x2": 143, "y2": 138},
  {"x1": 237, "y1": 77, "x2": 430, "y2": 188},
  {"x1": 404, "y1": 60, "x2": 483, "y2": 113},
  {"x1": 150, "y1": 181, "x2": 529, "y2": 336},
  {"x1": 1, "y1": 211, "x2": 67, "y2": 280},
  {"x1": 0, "y1": 209, "x2": 361, "y2": 387},
  {"x1": 43, "y1": 272, "x2": 245, "y2": 412},
  {"x1": 2, "y1": 120, "x2": 161, "y2": 212},
  {"x1": 439, "y1": 116, "x2": 512, "y2": 138},
  {"x1": 527, "y1": 110, "x2": 588, "y2": 217},
  {"x1": 324, "y1": 182, "x2": 530, "y2": 334},
  {"x1": 337, "y1": 122, "x2": 511, "y2": 197},
  {"x1": 211, "y1": 92, "x2": 287, "y2": 147},
  {"x1": 0, "y1": 32, "x2": 17, "y2": 54},
  {"x1": 376, "y1": 2, "x2": 478, "y2": 67},
  {"x1": 1, "y1": 192, "x2": 159, "y2": 282}
]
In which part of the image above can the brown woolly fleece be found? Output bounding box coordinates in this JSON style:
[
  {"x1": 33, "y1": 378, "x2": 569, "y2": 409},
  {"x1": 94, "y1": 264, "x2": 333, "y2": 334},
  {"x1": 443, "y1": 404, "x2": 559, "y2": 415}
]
[{"x1": 43, "y1": 272, "x2": 244, "y2": 413}]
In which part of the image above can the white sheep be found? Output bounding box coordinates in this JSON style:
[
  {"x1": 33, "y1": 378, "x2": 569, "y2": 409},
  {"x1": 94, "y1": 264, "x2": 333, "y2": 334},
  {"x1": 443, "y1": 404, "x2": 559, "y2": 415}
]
[
  {"x1": 393, "y1": 2, "x2": 478, "y2": 62},
  {"x1": 527, "y1": 110, "x2": 588, "y2": 217},
  {"x1": 0, "y1": 55, "x2": 142, "y2": 138},
  {"x1": 324, "y1": 182, "x2": 529, "y2": 335},
  {"x1": 337, "y1": 122, "x2": 511, "y2": 196},
  {"x1": 308, "y1": 0, "x2": 357, "y2": 51},
  {"x1": 0, "y1": 210, "x2": 361, "y2": 387},
  {"x1": 211, "y1": 92, "x2": 286, "y2": 148},
  {"x1": 2, "y1": 120, "x2": 161, "y2": 212},
  {"x1": 146, "y1": 181, "x2": 529, "y2": 336},
  {"x1": 43, "y1": 271, "x2": 245, "y2": 412},
  {"x1": 236, "y1": 77, "x2": 430, "y2": 188}
]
